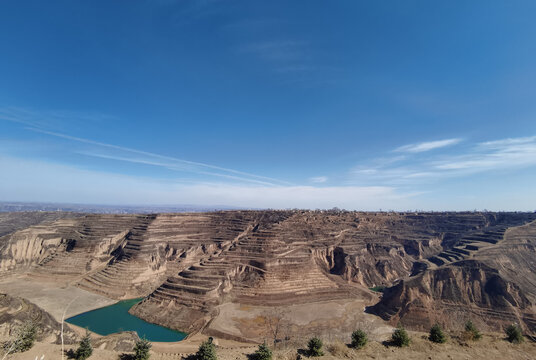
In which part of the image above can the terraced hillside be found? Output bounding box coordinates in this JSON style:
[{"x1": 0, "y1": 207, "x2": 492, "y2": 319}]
[
  {"x1": 1, "y1": 210, "x2": 536, "y2": 340},
  {"x1": 370, "y1": 215, "x2": 536, "y2": 333}
]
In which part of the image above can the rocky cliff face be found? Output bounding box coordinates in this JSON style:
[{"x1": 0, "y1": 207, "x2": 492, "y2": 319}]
[
  {"x1": 0, "y1": 215, "x2": 144, "y2": 279},
  {"x1": 370, "y1": 215, "x2": 536, "y2": 334},
  {"x1": 370, "y1": 260, "x2": 532, "y2": 328},
  {"x1": 0, "y1": 218, "x2": 79, "y2": 272},
  {"x1": 2, "y1": 210, "x2": 536, "y2": 339}
]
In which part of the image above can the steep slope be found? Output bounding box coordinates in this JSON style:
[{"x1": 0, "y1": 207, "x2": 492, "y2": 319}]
[
  {"x1": 370, "y1": 216, "x2": 536, "y2": 333},
  {"x1": 0, "y1": 214, "x2": 148, "y2": 280},
  {"x1": 78, "y1": 211, "x2": 263, "y2": 299}
]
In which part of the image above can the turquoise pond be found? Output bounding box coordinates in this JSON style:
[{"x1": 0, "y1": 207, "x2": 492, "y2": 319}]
[{"x1": 66, "y1": 298, "x2": 187, "y2": 342}]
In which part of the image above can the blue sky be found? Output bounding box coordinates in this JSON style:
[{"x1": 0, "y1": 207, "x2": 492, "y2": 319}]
[{"x1": 1, "y1": 1, "x2": 536, "y2": 210}]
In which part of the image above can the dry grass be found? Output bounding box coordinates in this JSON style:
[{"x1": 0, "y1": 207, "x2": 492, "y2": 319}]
[
  {"x1": 273, "y1": 348, "x2": 298, "y2": 360},
  {"x1": 326, "y1": 340, "x2": 351, "y2": 358}
]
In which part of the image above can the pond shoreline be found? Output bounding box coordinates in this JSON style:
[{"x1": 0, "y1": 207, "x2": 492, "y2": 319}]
[{"x1": 66, "y1": 297, "x2": 187, "y2": 342}]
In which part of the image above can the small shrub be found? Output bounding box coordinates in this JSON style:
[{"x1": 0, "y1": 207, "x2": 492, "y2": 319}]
[
  {"x1": 4, "y1": 321, "x2": 38, "y2": 353},
  {"x1": 505, "y1": 324, "x2": 524, "y2": 344},
  {"x1": 428, "y1": 324, "x2": 446, "y2": 344},
  {"x1": 133, "y1": 338, "x2": 152, "y2": 360},
  {"x1": 196, "y1": 339, "x2": 217, "y2": 360},
  {"x1": 74, "y1": 331, "x2": 93, "y2": 359},
  {"x1": 350, "y1": 329, "x2": 368, "y2": 349},
  {"x1": 391, "y1": 325, "x2": 410, "y2": 347},
  {"x1": 463, "y1": 320, "x2": 482, "y2": 341},
  {"x1": 252, "y1": 343, "x2": 272, "y2": 360},
  {"x1": 307, "y1": 337, "x2": 323, "y2": 357}
]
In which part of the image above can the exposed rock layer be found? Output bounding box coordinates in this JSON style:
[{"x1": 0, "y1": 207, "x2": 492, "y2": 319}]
[
  {"x1": 2, "y1": 210, "x2": 536, "y2": 338},
  {"x1": 370, "y1": 216, "x2": 536, "y2": 333}
]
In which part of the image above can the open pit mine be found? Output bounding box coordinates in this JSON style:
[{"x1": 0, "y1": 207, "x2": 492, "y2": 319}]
[{"x1": 1, "y1": 210, "x2": 536, "y2": 343}]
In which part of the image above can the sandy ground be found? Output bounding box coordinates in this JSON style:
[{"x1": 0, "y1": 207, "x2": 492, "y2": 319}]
[
  {"x1": 0, "y1": 275, "x2": 116, "y2": 320},
  {"x1": 209, "y1": 300, "x2": 393, "y2": 342}
]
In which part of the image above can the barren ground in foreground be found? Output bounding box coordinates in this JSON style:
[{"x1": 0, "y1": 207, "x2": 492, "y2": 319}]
[{"x1": 4, "y1": 333, "x2": 536, "y2": 360}]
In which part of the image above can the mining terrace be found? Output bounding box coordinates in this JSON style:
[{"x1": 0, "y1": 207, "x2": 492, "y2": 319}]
[{"x1": 1, "y1": 210, "x2": 536, "y2": 343}]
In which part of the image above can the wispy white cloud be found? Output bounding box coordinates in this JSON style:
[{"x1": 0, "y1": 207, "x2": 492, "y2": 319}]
[
  {"x1": 401, "y1": 172, "x2": 438, "y2": 179},
  {"x1": 354, "y1": 169, "x2": 378, "y2": 175},
  {"x1": 479, "y1": 135, "x2": 536, "y2": 148},
  {"x1": 76, "y1": 151, "x2": 278, "y2": 186},
  {"x1": 1, "y1": 107, "x2": 292, "y2": 186},
  {"x1": 26, "y1": 127, "x2": 291, "y2": 186},
  {"x1": 309, "y1": 176, "x2": 328, "y2": 184},
  {"x1": 354, "y1": 134, "x2": 536, "y2": 185},
  {"x1": 395, "y1": 138, "x2": 462, "y2": 153},
  {"x1": 0, "y1": 108, "x2": 41, "y2": 126},
  {"x1": 352, "y1": 166, "x2": 435, "y2": 185},
  {"x1": 0, "y1": 106, "x2": 116, "y2": 127},
  {"x1": 0, "y1": 155, "x2": 414, "y2": 210},
  {"x1": 435, "y1": 136, "x2": 536, "y2": 172}
]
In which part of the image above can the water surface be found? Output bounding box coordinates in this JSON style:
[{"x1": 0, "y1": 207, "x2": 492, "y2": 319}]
[{"x1": 66, "y1": 298, "x2": 187, "y2": 342}]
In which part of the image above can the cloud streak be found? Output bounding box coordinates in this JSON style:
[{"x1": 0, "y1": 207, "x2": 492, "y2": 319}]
[
  {"x1": 479, "y1": 135, "x2": 536, "y2": 148},
  {"x1": 26, "y1": 127, "x2": 291, "y2": 186},
  {"x1": 435, "y1": 136, "x2": 536, "y2": 172},
  {"x1": 395, "y1": 138, "x2": 462, "y2": 153},
  {"x1": 0, "y1": 107, "x2": 116, "y2": 128},
  {"x1": 1, "y1": 107, "x2": 292, "y2": 186},
  {"x1": 354, "y1": 134, "x2": 536, "y2": 185},
  {"x1": 76, "y1": 151, "x2": 278, "y2": 186},
  {"x1": 309, "y1": 176, "x2": 328, "y2": 184}
]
